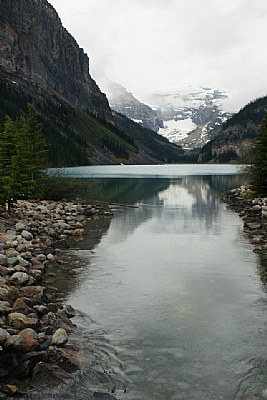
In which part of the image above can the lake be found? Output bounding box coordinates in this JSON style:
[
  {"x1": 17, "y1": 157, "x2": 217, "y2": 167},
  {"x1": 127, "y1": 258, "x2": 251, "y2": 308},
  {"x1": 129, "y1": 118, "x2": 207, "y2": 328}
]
[{"x1": 47, "y1": 165, "x2": 267, "y2": 399}]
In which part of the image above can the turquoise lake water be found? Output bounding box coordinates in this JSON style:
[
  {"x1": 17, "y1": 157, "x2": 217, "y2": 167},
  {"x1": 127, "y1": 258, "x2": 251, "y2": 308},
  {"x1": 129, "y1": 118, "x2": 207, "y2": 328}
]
[{"x1": 46, "y1": 165, "x2": 267, "y2": 400}]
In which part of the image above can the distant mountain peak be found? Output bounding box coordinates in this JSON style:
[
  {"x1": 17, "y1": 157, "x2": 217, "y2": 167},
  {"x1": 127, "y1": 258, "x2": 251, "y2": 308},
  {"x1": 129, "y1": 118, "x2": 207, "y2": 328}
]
[
  {"x1": 148, "y1": 87, "x2": 231, "y2": 150},
  {"x1": 102, "y1": 81, "x2": 164, "y2": 132}
]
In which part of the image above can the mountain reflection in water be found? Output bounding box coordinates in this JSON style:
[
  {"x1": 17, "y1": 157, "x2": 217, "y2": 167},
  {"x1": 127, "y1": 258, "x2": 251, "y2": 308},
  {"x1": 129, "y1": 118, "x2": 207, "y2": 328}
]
[{"x1": 43, "y1": 170, "x2": 267, "y2": 400}]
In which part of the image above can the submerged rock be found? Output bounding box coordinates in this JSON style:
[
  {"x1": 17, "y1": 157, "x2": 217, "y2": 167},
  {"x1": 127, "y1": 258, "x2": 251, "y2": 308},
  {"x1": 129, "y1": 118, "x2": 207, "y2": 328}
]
[
  {"x1": 47, "y1": 347, "x2": 80, "y2": 372},
  {"x1": 31, "y1": 362, "x2": 71, "y2": 388}
]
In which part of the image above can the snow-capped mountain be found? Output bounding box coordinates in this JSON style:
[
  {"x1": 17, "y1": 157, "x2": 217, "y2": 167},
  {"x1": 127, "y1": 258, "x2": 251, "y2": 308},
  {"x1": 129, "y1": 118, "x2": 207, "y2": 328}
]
[
  {"x1": 102, "y1": 81, "x2": 232, "y2": 151},
  {"x1": 149, "y1": 87, "x2": 232, "y2": 150}
]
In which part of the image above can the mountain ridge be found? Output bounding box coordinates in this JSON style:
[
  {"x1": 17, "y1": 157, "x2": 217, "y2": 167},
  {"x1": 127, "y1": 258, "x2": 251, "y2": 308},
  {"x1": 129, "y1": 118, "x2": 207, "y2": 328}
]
[
  {"x1": 0, "y1": 0, "x2": 113, "y2": 123},
  {"x1": 102, "y1": 81, "x2": 164, "y2": 132},
  {"x1": 0, "y1": 0, "x2": 185, "y2": 166},
  {"x1": 198, "y1": 96, "x2": 267, "y2": 163}
]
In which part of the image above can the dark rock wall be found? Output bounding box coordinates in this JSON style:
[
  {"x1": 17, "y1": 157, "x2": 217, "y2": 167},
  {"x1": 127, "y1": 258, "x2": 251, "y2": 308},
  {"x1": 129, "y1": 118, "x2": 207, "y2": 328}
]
[{"x1": 0, "y1": 0, "x2": 113, "y2": 122}]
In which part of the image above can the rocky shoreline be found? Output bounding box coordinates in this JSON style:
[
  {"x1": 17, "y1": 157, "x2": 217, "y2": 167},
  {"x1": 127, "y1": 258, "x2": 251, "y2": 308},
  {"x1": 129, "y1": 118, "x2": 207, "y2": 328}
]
[
  {"x1": 223, "y1": 185, "x2": 267, "y2": 253},
  {"x1": 2, "y1": 185, "x2": 265, "y2": 398},
  {"x1": 0, "y1": 199, "x2": 114, "y2": 398}
]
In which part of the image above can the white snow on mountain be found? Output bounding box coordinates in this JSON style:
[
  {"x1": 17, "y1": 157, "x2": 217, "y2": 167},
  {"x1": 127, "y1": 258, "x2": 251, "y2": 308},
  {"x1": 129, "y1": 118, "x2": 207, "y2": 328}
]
[
  {"x1": 158, "y1": 118, "x2": 197, "y2": 142},
  {"x1": 146, "y1": 86, "x2": 232, "y2": 150}
]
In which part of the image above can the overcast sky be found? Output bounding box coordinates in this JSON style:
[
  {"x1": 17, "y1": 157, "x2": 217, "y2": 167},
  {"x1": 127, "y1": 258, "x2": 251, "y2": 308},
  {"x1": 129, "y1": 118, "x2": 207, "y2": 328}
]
[{"x1": 50, "y1": 0, "x2": 267, "y2": 111}]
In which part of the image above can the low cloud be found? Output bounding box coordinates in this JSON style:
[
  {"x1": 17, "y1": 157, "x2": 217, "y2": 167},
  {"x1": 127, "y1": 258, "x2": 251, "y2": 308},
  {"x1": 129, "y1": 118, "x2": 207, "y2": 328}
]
[{"x1": 50, "y1": 0, "x2": 267, "y2": 112}]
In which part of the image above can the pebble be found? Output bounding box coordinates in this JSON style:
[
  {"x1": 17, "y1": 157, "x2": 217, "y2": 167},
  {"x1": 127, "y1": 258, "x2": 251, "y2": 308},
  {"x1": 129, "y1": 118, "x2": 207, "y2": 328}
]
[{"x1": 0, "y1": 198, "x2": 113, "y2": 396}]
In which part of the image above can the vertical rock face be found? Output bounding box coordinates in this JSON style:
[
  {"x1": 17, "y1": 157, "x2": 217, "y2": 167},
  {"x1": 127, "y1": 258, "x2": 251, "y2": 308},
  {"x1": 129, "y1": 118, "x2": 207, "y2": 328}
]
[{"x1": 0, "y1": 0, "x2": 113, "y2": 122}]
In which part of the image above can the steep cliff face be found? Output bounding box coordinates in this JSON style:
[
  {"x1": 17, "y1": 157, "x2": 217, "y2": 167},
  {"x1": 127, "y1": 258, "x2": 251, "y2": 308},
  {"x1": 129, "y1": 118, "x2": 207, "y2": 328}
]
[
  {"x1": 198, "y1": 96, "x2": 267, "y2": 163},
  {"x1": 0, "y1": 0, "x2": 186, "y2": 166},
  {"x1": 0, "y1": 0, "x2": 112, "y2": 122}
]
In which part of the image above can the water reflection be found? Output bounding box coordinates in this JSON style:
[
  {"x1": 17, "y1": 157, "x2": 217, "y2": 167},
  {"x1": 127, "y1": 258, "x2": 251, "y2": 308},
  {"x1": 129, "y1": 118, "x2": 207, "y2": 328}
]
[
  {"x1": 77, "y1": 173, "x2": 247, "y2": 206},
  {"x1": 65, "y1": 173, "x2": 267, "y2": 400}
]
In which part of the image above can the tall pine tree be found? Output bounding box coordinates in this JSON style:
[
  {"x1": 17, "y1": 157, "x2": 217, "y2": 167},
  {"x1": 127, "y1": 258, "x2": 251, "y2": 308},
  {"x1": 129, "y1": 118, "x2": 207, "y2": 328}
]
[
  {"x1": 252, "y1": 112, "x2": 267, "y2": 196},
  {"x1": 12, "y1": 105, "x2": 48, "y2": 196},
  {"x1": 0, "y1": 116, "x2": 21, "y2": 208},
  {"x1": 0, "y1": 105, "x2": 48, "y2": 209}
]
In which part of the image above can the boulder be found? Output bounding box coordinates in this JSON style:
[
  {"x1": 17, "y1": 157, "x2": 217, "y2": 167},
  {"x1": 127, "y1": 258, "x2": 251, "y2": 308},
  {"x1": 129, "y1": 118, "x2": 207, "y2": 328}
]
[
  {"x1": 33, "y1": 305, "x2": 49, "y2": 315},
  {"x1": 0, "y1": 285, "x2": 18, "y2": 303},
  {"x1": 36, "y1": 254, "x2": 47, "y2": 263},
  {"x1": 21, "y1": 230, "x2": 33, "y2": 241},
  {"x1": 7, "y1": 312, "x2": 39, "y2": 330},
  {"x1": 10, "y1": 272, "x2": 29, "y2": 286},
  {"x1": 51, "y1": 328, "x2": 68, "y2": 346},
  {"x1": 0, "y1": 301, "x2": 12, "y2": 314},
  {"x1": 0, "y1": 234, "x2": 17, "y2": 242},
  {"x1": 7, "y1": 257, "x2": 18, "y2": 267},
  {"x1": 2, "y1": 384, "x2": 18, "y2": 396},
  {"x1": 22, "y1": 350, "x2": 48, "y2": 365},
  {"x1": 5, "y1": 248, "x2": 19, "y2": 258},
  {"x1": 15, "y1": 222, "x2": 27, "y2": 232},
  {"x1": 83, "y1": 208, "x2": 96, "y2": 216},
  {"x1": 36, "y1": 205, "x2": 48, "y2": 213},
  {"x1": 12, "y1": 298, "x2": 33, "y2": 315},
  {"x1": 73, "y1": 229, "x2": 85, "y2": 236},
  {"x1": 0, "y1": 255, "x2": 8, "y2": 266},
  {"x1": 16, "y1": 256, "x2": 30, "y2": 268},
  {"x1": 41, "y1": 312, "x2": 75, "y2": 333},
  {"x1": 19, "y1": 328, "x2": 39, "y2": 352},
  {"x1": 0, "y1": 266, "x2": 9, "y2": 276},
  {"x1": 47, "y1": 347, "x2": 80, "y2": 372},
  {"x1": 31, "y1": 362, "x2": 71, "y2": 388},
  {"x1": 0, "y1": 328, "x2": 10, "y2": 344},
  {"x1": 19, "y1": 286, "x2": 45, "y2": 304},
  {"x1": 14, "y1": 265, "x2": 28, "y2": 273},
  {"x1": 4, "y1": 335, "x2": 25, "y2": 352},
  {"x1": 63, "y1": 305, "x2": 76, "y2": 319},
  {"x1": 47, "y1": 253, "x2": 55, "y2": 262},
  {"x1": 244, "y1": 222, "x2": 262, "y2": 230}
]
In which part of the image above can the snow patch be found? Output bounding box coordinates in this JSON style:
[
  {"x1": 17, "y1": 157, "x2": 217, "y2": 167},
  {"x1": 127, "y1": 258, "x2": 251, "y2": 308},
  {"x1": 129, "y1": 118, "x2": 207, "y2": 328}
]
[
  {"x1": 131, "y1": 118, "x2": 143, "y2": 124},
  {"x1": 158, "y1": 118, "x2": 197, "y2": 143}
]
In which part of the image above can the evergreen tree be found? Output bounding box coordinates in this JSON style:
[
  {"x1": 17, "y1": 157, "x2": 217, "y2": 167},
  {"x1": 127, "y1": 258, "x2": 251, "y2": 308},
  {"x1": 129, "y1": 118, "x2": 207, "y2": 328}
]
[
  {"x1": 12, "y1": 105, "x2": 49, "y2": 196},
  {"x1": 0, "y1": 116, "x2": 20, "y2": 208},
  {"x1": 251, "y1": 112, "x2": 267, "y2": 196},
  {"x1": 0, "y1": 105, "x2": 49, "y2": 209}
]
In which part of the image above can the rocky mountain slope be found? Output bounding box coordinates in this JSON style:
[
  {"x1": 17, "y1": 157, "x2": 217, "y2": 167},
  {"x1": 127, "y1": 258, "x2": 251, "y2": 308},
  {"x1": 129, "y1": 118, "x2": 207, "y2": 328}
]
[
  {"x1": 0, "y1": 0, "x2": 185, "y2": 166},
  {"x1": 198, "y1": 95, "x2": 267, "y2": 163},
  {"x1": 103, "y1": 81, "x2": 164, "y2": 132},
  {"x1": 151, "y1": 87, "x2": 232, "y2": 150},
  {"x1": 0, "y1": 0, "x2": 112, "y2": 123},
  {"x1": 103, "y1": 84, "x2": 232, "y2": 152}
]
